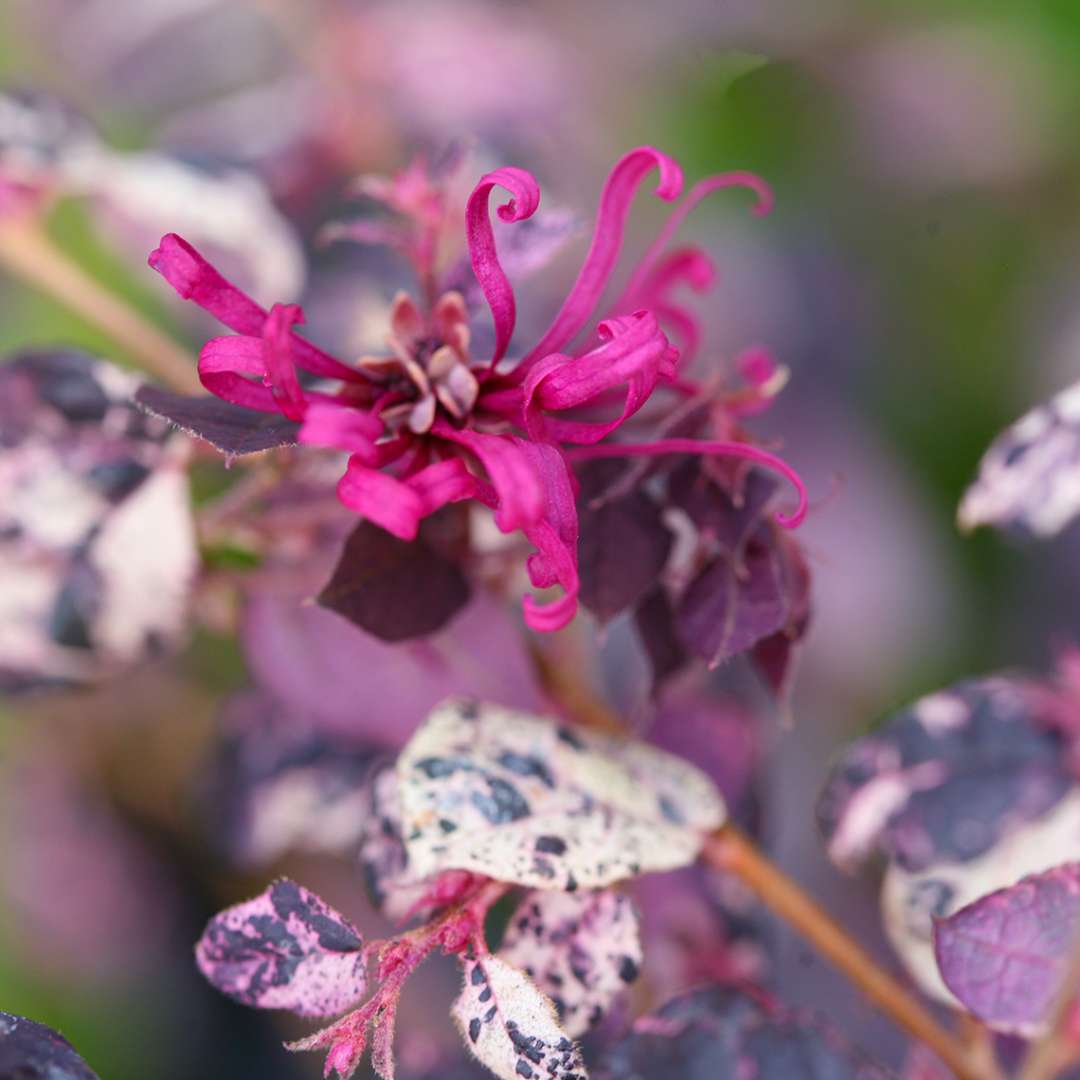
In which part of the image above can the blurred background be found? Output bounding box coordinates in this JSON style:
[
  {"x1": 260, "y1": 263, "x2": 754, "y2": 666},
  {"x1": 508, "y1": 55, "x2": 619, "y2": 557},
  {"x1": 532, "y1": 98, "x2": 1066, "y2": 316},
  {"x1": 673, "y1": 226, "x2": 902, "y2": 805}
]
[{"x1": 2, "y1": 0, "x2": 1080, "y2": 1075}]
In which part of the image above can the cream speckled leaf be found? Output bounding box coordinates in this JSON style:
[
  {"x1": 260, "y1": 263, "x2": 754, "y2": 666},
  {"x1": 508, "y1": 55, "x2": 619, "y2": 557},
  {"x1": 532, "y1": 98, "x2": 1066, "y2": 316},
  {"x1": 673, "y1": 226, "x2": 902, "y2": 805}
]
[
  {"x1": 397, "y1": 699, "x2": 725, "y2": 890},
  {"x1": 499, "y1": 890, "x2": 641, "y2": 1037},
  {"x1": 453, "y1": 953, "x2": 587, "y2": 1080}
]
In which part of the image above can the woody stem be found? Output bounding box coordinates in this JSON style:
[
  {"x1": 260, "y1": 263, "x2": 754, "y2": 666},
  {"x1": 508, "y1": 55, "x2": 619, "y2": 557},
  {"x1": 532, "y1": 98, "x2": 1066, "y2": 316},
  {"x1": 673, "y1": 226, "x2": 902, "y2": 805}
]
[
  {"x1": 703, "y1": 825, "x2": 999, "y2": 1080},
  {"x1": 0, "y1": 214, "x2": 199, "y2": 392},
  {"x1": 535, "y1": 669, "x2": 994, "y2": 1078}
]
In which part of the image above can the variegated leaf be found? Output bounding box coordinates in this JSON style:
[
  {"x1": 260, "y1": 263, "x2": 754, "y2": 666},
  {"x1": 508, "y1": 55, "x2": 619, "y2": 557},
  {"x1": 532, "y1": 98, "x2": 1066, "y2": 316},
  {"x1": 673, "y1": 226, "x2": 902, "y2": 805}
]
[
  {"x1": 453, "y1": 953, "x2": 587, "y2": 1080},
  {"x1": 195, "y1": 879, "x2": 367, "y2": 1018},
  {"x1": 499, "y1": 890, "x2": 642, "y2": 1037},
  {"x1": 959, "y1": 378, "x2": 1080, "y2": 537},
  {"x1": 397, "y1": 700, "x2": 725, "y2": 890}
]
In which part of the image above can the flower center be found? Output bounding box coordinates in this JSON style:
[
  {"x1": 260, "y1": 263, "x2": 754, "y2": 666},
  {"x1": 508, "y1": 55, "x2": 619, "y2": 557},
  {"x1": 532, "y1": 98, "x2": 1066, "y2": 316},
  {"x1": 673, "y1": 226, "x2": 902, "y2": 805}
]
[{"x1": 359, "y1": 289, "x2": 480, "y2": 435}]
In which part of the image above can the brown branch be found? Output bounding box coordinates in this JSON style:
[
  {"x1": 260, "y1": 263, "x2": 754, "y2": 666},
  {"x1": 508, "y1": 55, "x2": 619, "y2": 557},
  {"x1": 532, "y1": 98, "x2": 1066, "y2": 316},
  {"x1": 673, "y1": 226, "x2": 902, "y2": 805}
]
[
  {"x1": 0, "y1": 214, "x2": 199, "y2": 392},
  {"x1": 703, "y1": 825, "x2": 999, "y2": 1080}
]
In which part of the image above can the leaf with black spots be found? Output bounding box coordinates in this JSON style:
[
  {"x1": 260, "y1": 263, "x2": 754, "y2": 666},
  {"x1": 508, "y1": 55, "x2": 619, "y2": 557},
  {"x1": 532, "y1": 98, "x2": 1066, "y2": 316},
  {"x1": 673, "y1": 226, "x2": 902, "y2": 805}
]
[
  {"x1": 452, "y1": 953, "x2": 587, "y2": 1080},
  {"x1": 195, "y1": 878, "x2": 367, "y2": 1017},
  {"x1": 135, "y1": 385, "x2": 301, "y2": 456},
  {"x1": 934, "y1": 862, "x2": 1080, "y2": 1036},
  {"x1": 317, "y1": 515, "x2": 470, "y2": 643},
  {"x1": 0, "y1": 1012, "x2": 100, "y2": 1080},
  {"x1": 499, "y1": 890, "x2": 642, "y2": 1037},
  {"x1": 817, "y1": 676, "x2": 1072, "y2": 873},
  {"x1": 397, "y1": 699, "x2": 725, "y2": 890}
]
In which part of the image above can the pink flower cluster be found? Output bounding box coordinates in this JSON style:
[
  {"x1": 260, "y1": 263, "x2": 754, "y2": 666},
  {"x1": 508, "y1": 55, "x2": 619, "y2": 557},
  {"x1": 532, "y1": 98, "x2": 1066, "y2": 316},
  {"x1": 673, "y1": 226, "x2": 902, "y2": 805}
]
[{"x1": 150, "y1": 147, "x2": 806, "y2": 631}]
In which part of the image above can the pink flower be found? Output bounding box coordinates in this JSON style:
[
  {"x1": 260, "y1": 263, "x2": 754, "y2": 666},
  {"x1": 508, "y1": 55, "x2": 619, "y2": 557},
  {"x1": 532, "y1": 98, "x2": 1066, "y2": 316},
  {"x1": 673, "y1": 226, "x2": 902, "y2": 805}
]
[{"x1": 150, "y1": 147, "x2": 806, "y2": 632}]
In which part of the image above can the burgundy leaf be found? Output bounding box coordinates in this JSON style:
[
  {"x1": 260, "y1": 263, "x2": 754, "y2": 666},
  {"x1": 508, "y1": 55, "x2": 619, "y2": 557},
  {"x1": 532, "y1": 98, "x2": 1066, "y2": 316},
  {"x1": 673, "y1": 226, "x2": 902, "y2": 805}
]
[
  {"x1": 633, "y1": 587, "x2": 689, "y2": 690},
  {"x1": 0, "y1": 1013, "x2": 100, "y2": 1080},
  {"x1": 317, "y1": 514, "x2": 470, "y2": 642},
  {"x1": 498, "y1": 889, "x2": 642, "y2": 1037},
  {"x1": 668, "y1": 462, "x2": 780, "y2": 561},
  {"x1": 595, "y1": 986, "x2": 891, "y2": 1080},
  {"x1": 750, "y1": 538, "x2": 811, "y2": 701},
  {"x1": 195, "y1": 878, "x2": 367, "y2": 1018},
  {"x1": 577, "y1": 470, "x2": 673, "y2": 623},
  {"x1": 934, "y1": 862, "x2": 1080, "y2": 1036},
  {"x1": 135, "y1": 384, "x2": 301, "y2": 455},
  {"x1": 676, "y1": 530, "x2": 791, "y2": 667},
  {"x1": 817, "y1": 676, "x2": 1072, "y2": 873}
]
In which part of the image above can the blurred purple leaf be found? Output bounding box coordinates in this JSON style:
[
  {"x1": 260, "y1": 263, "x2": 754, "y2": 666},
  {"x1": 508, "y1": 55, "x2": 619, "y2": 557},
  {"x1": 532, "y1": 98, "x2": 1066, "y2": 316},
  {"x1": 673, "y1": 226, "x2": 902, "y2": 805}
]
[
  {"x1": 595, "y1": 986, "x2": 892, "y2": 1080},
  {"x1": 750, "y1": 539, "x2": 811, "y2": 701},
  {"x1": 205, "y1": 690, "x2": 378, "y2": 865},
  {"x1": 242, "y1": 588, "x2": 546, "y2": 744},
  {"x1": 498, "y1": 889, "x2": 642, "y2": 1037},
  {"x1": 0, "y1": 1013, "x2": 100, "y2": 1080},
  {"x1": 958, "y1": 378, "x2": 1080, "y2": 538},
  {"x1": 633, "y1": 587, "x2": 689, "y2": 691},
  {"x1": 676, "y1": 530, "x2": 792, "y2": 667},
  {"x1": 577, "y1": 468, "x2": 673, "y2": 623},
  {"x1": 934, "y1": 862, "x2": 1080, "y2": 1036},
  {"x1": 317, "y1": 515, "x2": 470, "y2": 642},
  {"x1": 135, "y1": 385, "x2": 301, "y2": 456},
  {"x1": 196, "y1": 878, "x2": 367, "y2": 1018},
  {"x1": 1, "y1": 351, "x2": 196, "y2": 690},
  {"x1": 817, "y1": 676, "x2": 1072, "y2": 872}
]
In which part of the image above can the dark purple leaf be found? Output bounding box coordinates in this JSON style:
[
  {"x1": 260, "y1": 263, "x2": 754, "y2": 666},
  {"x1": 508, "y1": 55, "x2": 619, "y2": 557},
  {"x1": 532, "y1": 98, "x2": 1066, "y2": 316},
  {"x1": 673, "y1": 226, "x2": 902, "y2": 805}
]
[
  {"x1": 134, "y1": 385, "x2": 301, "y2": 456},
  {"x1": 317, "y1": 513, "x2": 470, "y2": 642},
  {"x1": 676, "y1": 530, "x2": 791, "y2": 667},
  {"x1": 934, "y1": 862, "x2": 1080, "y2": 1036},
  {"x1": 577, "y1": 479, "x2": 673, "y2": 623},
  {"x1": 633, "y1": 587, "x2": 689, "y2": 690},
  {"x1": 595, "y1": 987, "x2": 892, "y2": 1080},
  {"x1": 750, "y1": 538, "x2": 811, "y2": 701},
  {"x1": 0, "y1": 1013, "x2": 100, "y2": 1080},
  {"x1": 668, "y1": 462, "x2": 780, "y2": 561},
  {"x1": 195, "y1": 878, "x2": 367, "y2": 1018},
  {"x1": 817, "y1": 676, "x2": 1072, "y2": 872}
]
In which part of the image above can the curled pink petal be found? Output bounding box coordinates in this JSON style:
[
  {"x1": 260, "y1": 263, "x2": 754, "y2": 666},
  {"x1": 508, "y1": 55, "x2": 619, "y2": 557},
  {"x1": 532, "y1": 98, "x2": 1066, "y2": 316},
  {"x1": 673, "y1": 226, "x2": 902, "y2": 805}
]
[
  {"x1": 519, "y1": 147, "x2": 683, "y2": 368},
  {"x1": 568, "y1": 437, "x2": 808, "y2": 528},
  {"x1": 466, "y1": 167, "x2": 541, "y2": 370},
  {"x1": 737, "y1": 345, "x2": 777, "y2": 387},
  {"x1": 199, "y1": 336, "x2": 281, "y2": 413},
  {"x1": 262, "y1": 303, "x2": 307, "y2": 421},
  {"x1": 431, "y1": 420, "x2": 545, "y2": 531},
  {"x1": 619, "y1": 170, "x2": 773, "y2": 306},
  {"x1": 523, "y1": 311, "x2": 677, "y2": 444},
  {"x1": 405, "y1": 458, "x2": 479, "y2": 516},
  {"x1": 336, "y1": 459, "x2": 425, "y2": 540},
  {"x1": 298, "y1": 401, "x2": 383, "y2": 460},
  {"x1": 149, "y1": 233, "x2": 365, "y2": 384}
]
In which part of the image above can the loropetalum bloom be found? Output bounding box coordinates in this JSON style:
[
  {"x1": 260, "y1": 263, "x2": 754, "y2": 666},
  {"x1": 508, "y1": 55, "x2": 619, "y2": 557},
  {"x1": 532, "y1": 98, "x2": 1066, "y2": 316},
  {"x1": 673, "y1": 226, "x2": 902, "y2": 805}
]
[{"x1": 150, "y1": 146, "x2": 807, "y2": 631}]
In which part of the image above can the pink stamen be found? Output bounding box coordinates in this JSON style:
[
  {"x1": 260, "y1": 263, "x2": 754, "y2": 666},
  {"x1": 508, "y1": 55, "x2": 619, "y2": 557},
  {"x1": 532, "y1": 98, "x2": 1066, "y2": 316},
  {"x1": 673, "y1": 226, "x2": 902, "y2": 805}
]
[{"x1": 566, "y1": 437, "x2": 808, "y2": 528}]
